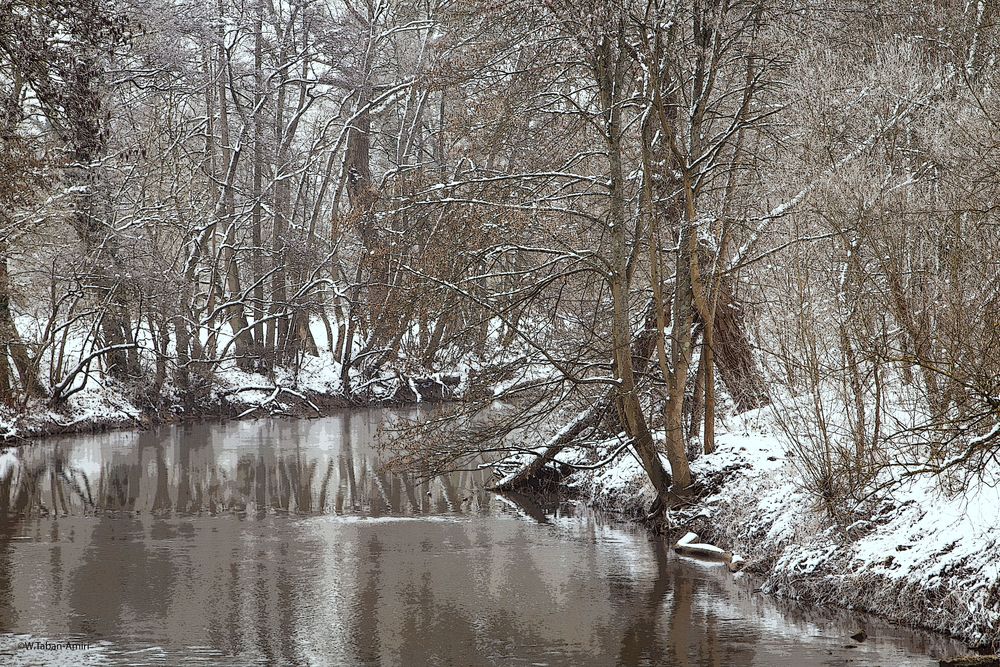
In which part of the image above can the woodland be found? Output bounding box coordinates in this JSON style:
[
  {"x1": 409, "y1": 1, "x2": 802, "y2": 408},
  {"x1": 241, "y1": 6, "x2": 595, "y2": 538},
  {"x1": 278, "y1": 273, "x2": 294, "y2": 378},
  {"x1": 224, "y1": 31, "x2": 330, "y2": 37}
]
[{"x1": 1, "y1": 0, "x2": 998, "y2": 522}]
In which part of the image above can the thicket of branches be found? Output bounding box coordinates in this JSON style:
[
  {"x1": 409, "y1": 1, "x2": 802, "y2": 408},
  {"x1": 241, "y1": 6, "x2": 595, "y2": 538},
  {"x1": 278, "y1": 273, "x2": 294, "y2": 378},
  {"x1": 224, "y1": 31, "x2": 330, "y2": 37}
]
[{"x1": 2, "y1": 0, "x2": 997, "y2": 514}]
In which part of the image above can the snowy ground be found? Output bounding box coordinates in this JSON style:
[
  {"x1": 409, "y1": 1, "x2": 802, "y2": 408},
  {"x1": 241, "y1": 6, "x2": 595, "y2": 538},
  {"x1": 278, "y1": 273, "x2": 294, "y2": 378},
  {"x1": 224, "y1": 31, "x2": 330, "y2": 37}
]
[
  {"x1": 0, "y1": 350, "x2": 464, "y2": 441},
  {"x1": 526, "y1": 407, "x2": 1000, "y2": 651},
  {"x1": 4, "y1": 313, "x2": 996, "y2": 652},
  {"x1": 0, "y1": 313, "x2": 518, "y2": 441}
]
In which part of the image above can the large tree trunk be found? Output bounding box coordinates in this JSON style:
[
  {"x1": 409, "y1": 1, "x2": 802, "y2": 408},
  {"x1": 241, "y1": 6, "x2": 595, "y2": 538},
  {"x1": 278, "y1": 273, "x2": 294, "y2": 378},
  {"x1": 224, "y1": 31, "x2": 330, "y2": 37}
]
[
  {"x1": 661, "y1": 171, "x2": 697, "y2": 493},
  {"x1": 0, "y1": 240, "x2": 44, "y2": 402},
  {"x1": 213, "y1": 0, "x2": 254, "y2": 371},
  {"x1": 697, "y1": 260, "x2": 770, "y2": 413},
  {"x1": 599, "y1": 22, "x2": 674, "y2": 509},
  {"x1": 489, "y1": 400, "x2": 609, "y2": 492},
  {"x1": 250, "y1": 2, "x2": 267, "y2": 370}
]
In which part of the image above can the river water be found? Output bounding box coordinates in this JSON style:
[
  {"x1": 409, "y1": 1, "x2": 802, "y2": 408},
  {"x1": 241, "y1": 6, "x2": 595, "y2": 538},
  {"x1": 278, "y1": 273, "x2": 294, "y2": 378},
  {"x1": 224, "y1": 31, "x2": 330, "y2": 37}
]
[{"x1": 0, "y1": 410, "x2": 969, "y2": 665}]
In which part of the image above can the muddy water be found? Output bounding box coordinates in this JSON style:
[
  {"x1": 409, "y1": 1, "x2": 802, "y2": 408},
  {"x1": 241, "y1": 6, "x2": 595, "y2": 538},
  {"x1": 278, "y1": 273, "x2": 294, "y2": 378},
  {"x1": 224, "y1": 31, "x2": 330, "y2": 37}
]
[{"x1": 0, "y1": 410, "x2": 969, "y2": 665}]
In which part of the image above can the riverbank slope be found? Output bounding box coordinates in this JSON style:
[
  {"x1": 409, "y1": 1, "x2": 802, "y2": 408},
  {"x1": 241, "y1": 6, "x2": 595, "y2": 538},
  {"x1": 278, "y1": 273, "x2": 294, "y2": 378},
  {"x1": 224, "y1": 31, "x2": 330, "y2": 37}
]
[
  {"x1": 521, "y1": 407, "x2": 1000, "y2": 652},
  {"x1": 0, "y1": 354, "x2": 464, "y2": 442}
]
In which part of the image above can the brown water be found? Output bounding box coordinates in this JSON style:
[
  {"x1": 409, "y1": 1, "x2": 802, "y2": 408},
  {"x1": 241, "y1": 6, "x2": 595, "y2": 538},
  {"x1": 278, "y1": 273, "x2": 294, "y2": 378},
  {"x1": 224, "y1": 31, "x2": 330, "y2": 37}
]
[{"x1": 0, "y1": 410, "x2": 969, "y2": 665}]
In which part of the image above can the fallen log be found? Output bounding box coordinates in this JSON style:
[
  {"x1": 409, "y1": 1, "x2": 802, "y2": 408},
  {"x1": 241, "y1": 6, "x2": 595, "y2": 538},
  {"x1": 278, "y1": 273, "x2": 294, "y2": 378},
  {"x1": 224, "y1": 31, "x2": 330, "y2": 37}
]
[
  {"x1": 490, "y1": 299, "x2": 664, "y2": 493},
  {"x1": 673, "y1": 531, "x2": 746, "y2": 572},
  {"x1": 489, "y1": 399, "x2": 609, "y2": 492}
]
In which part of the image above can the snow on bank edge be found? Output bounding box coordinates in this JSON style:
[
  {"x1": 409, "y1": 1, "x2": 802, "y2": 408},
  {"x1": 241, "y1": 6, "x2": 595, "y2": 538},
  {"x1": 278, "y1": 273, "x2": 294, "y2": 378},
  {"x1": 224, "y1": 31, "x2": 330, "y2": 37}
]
[
  {"x1": 0, "y1": 354, "x2": 464, "y2": 440},
  {"x1": 554, "y1": 409, "x2": 1000, "y2": 650}
]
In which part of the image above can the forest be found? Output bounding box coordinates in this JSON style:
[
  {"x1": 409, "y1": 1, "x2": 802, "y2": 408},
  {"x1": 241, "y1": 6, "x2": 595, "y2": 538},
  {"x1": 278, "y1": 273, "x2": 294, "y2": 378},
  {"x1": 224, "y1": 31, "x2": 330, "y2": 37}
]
[
  {"x1": 1, "y1": 0, "x2": 999, "y2": 572},
  {"x1": 2, "y1": 0, "x2": 1000, "y2": 658}
]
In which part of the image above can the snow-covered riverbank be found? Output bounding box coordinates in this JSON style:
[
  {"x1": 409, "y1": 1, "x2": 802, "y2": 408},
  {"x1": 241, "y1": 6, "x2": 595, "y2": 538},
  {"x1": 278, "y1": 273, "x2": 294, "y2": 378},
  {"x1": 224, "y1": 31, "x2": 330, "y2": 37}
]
[
  {"x1": 513, "y1": 407, "x2": 1000, "y2": 652},
  {"x1": 7, "y1": 382, "x2": 997, "y2": 654},
  {"x1": 0, "y1": 354, "x2": 464, "y2": 442}
]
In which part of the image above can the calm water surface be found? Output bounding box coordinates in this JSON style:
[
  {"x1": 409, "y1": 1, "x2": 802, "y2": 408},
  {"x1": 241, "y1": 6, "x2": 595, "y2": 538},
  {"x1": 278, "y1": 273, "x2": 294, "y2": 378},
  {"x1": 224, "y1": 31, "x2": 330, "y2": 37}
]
[{"x1": 0, "y1": 410, "x2": 969, "y2": 665}]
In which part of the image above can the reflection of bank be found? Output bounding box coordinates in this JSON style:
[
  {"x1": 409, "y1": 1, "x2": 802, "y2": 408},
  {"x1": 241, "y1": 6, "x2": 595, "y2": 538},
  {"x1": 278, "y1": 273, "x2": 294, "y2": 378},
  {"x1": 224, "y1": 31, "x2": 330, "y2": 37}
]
[
  {"x1": 0, "y1": 415, "x2": 969, "y2": 666},
  {"x1": 0, "y1": 448, "x2": 16, "y2": 517},
  {"x1": 615, "y1": 542, "x2": 764, "y2": 666},
  {"x1": 0, "y1": 411, "x2": 483, "y2": 662},
  {"x1": 0, "y1": 513, "x2": 15, "y2": 633},
  {"x1": 0, "y1": 412, "x2": 492, "y2": 520}
]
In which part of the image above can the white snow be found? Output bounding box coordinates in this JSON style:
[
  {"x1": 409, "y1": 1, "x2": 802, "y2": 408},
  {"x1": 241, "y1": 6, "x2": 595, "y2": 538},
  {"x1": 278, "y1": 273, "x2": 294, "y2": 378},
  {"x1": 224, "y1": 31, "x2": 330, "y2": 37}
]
[{"x1": 547, "y1": 401, "x2": 1000, "y2": 648}]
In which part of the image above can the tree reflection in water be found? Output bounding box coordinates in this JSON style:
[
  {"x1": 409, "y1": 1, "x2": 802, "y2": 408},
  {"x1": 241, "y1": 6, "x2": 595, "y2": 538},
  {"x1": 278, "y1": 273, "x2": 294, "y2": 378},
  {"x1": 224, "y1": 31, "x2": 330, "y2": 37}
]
[
  {"x1": 0, "y1": 411, "x2": 490, "y2": 519},
  {"x1": 0, "y1": 413, "x2": 969, "y2": 665}
]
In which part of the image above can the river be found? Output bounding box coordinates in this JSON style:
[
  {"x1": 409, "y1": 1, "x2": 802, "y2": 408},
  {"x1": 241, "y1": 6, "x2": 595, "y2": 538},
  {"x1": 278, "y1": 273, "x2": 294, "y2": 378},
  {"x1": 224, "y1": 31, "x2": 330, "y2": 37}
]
[{"x1": 0, "y1": 410, "x2": 969, "y2": 665}]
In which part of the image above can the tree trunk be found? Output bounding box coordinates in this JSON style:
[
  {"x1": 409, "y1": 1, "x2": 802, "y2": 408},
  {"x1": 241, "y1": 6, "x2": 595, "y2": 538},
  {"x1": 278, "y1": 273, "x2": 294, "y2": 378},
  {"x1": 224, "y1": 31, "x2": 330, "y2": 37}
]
[
  {"x1": 250, "y1": 1, "x2": 267, "y2": 370},
  {"x1": 214, "y1": 0, "x2": 253, "y2": 371},
  {"x1": 599, "y1": 23, "x2": 674, "y2": 508},
  {"x1": 490, "y1": 400, "x2": 609, "y2": 492},
  {"x1": 703, "y1": 325, "x2": 716, "y2": 453},
  {"x1": 703, "y1": 269, "x2": 770, "y2": 413},
  {"x1": 660, "y1": 170, "x2": 698, "y2": 493},
  {"x1": 0, "y1": 241, "x2": 44, "y2": 402}
]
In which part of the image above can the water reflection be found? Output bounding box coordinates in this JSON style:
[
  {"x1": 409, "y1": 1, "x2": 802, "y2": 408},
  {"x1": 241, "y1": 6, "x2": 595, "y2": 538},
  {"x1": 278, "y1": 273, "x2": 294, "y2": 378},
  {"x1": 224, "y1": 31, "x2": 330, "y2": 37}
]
[
  {"x1": 0, "y1": 410, "x2": 488, "y2": 519},
  {"x1": 0, "y1": 412, "x2": 969, "y2": 666}
]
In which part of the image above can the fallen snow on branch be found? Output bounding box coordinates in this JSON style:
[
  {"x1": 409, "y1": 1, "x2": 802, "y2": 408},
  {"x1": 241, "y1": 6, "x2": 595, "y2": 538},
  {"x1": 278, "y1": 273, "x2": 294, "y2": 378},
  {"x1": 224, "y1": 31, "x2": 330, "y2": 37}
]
[{"x1": 675, "y1": 531, "x2": 727, "y2": 555}]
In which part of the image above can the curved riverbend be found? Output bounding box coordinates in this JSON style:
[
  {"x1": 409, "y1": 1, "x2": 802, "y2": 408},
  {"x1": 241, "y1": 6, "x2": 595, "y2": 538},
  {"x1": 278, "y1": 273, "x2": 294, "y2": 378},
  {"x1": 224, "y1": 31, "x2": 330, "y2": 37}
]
[{"x1": 0, "y1": 411, "x2": 969, "y2": 665}]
